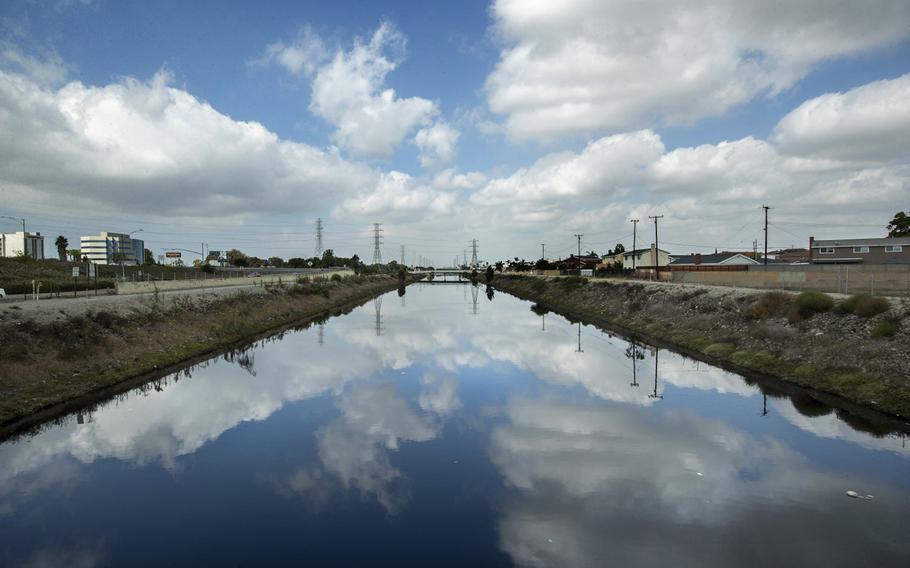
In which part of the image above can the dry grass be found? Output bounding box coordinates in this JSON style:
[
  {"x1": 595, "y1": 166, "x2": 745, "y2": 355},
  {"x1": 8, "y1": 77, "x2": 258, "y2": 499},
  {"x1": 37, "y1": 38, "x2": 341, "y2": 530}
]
[
  {"x1": 745, "y1": 291, "x2": 792, "y2": 319},
  {"x1": 0, "y1": 275, "x2": 400, "y2": 427}
]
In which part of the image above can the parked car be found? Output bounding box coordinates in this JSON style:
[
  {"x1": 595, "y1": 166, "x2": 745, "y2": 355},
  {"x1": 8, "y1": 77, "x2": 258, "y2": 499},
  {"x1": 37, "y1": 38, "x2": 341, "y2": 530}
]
[{"x1": 0, "y1": 288, "x2": 6, "y2": 299}]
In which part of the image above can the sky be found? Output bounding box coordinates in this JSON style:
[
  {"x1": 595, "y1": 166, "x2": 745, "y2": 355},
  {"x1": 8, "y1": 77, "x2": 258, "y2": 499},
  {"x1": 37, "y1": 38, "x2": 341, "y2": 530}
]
[{"x1": 1, "y1": 0, "x2": 908, "y2": 264}]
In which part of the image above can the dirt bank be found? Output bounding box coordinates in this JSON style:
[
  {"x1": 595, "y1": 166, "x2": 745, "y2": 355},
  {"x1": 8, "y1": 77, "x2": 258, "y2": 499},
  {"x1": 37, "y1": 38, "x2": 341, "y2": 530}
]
[
  {"x1": 491, "y1": 274, "x2": 910, "y2": 421},
  {"x1": 0, "y1": 274, "x2": 410, "y2": 433}
]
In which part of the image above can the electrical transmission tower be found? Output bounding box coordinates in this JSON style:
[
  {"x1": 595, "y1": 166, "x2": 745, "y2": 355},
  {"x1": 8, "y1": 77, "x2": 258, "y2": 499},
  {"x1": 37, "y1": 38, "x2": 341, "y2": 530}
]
[
  {"x1": 373, "y1": 296, "x2": 383, "y2": 336},
  {"x1": 470, "y1": 239, "x2": 479, "y2": 267},
  {"x1": 314, "y1": 218, "x2": 323, "y2": 257},
  {"x1": 400, "y1": 244, "x2": 406, "y2": 265},
  {"x1": 371, "y1": 223, "x2": 383, "y2": 265},
  {"x1": 574, "y1": 234, "x2": 584, "y2": 256}
]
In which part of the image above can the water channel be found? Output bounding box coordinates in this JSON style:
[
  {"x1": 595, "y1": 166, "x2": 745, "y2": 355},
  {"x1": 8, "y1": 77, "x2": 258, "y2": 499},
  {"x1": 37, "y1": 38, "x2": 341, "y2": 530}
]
[{"x1": 1, "y1": 283, "x2": 908, "y2": 566}]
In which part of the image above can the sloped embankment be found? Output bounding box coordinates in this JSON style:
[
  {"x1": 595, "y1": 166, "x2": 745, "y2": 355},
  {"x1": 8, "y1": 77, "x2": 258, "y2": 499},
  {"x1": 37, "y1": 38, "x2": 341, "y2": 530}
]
[
  {"x1": 0, "y1": 274, "x2": 409, "y2": 433},
  {"x1": 492, "y1": 275, "x2": 910, "y2": 421}
]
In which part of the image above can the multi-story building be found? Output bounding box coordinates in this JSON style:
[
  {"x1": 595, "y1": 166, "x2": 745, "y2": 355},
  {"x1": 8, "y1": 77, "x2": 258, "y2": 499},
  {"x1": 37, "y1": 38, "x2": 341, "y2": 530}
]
[
  {"x1": 80, "y1": 232, "x2": 138, "y2": 265},
  {"x1": 131, "y1": 238, "x2": 146, "y2": 265},
  {"x1": 0, "y1": 232, "x2": 45, "y2": 259},
  {"x1": 809, "y1": 236, "x2": 910, "y2": 264}
]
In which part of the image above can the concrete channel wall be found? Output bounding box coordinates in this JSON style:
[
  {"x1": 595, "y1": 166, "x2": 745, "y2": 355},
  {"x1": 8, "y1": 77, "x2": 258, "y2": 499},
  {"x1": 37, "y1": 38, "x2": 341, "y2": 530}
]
[
  {"x1": 116, "y1": 269, "x2": 355, "y2": 295},
  {"x1": 668, "y1": 264, "x2": 910, "y2": 295}
]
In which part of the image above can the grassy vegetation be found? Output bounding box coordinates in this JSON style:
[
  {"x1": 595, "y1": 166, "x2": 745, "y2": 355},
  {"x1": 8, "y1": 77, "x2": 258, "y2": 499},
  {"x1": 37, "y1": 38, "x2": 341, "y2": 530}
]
[
  {"x1": 792, "y1": 290, "x2": 834, "y2": 320},
  {"x1": 492, "y1": 275, "x2": 910, "y2": 421},
  {"x1": 836, "y1": 293, "x2": 891, "y2": 318},
  {"x1": 871, "y1": 316, "x2": 901, "y2": 339},
  {"x1": 0, "y1": 274, "x2": 406, "y2": 431},
  {"x1": 0, "y1": 257, "x2": 212, "y2": 295},
  {"x1": 745, "y1": 291, "x2": 792, "y2": 319}
]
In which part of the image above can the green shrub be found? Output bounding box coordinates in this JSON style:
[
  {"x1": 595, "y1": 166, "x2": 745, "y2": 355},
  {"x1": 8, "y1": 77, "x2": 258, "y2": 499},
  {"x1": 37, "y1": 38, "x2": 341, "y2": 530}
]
[
  {"x1": 837, "y1": 293, "x2": 889, "y2": 317},
  {"x1": 871, "y1": 317, "x2": 900, "y2": 339},
  {"x1": 794, "y1": 290, "x2": 833, "y2": 318},
  {"x1": 855, "y1": 296, "x2": 890, "y2": 318},
  {"x1": 330, "y1": 273, "x2": 343, "y2": 282},
  {"x1": 530, "y1": 278, "x2": 547, "y2": 292},
  {"x1": 745, "y1": 291, "x2": 792, "y2": 319}
]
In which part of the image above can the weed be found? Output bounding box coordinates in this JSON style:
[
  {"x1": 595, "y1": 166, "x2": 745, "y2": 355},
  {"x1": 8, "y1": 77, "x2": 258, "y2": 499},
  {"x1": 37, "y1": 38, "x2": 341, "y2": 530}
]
[
  {"x1": 836, "y1": 294, "x2": 890, "y2": 318},
  {"x1": 562, "y1": 276, "x2": 588, "y2": 288},
  {"x1": 530, "y1": 279, "x2": 548, "y2": 292},
  {"x1": 871, "y1": 316, "x2": 900, "y2": 339},
  {"x1": 745, "y1": 291, "x2": 792, "y2": 319},
  {"x1": 331, "y1": 273, "x2": 343, "y2": 282},
  {"x1": 790, "y1": 290, "x2": 833, "y2": 321}
]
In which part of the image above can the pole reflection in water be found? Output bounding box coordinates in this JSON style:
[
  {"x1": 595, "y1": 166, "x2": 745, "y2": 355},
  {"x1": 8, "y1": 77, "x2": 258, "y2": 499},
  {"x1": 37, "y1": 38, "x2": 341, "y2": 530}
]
[{"x1": 0, "y1": 283, "x2": 908, "y2": 567}]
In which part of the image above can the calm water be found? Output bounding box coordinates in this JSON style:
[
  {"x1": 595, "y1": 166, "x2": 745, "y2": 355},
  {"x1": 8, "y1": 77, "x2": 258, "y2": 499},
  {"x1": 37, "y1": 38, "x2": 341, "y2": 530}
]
[{"x1": 1, "y1": 284, "x2": 909, "y2": 567}]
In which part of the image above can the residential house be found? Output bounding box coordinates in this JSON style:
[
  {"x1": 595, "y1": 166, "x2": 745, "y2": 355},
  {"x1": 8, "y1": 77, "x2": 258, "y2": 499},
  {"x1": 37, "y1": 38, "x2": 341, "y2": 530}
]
[
  {"x1": 559, "y1": 254, "x2": 601, "y2": 271},
  {"x1": 769, "y1": 248, "x2": 810, "y2": 264},
  {"x1": 669, "y1": 252, "x2": 760, "y2": 270},
  {"x1": 809, "y1": 236, "x2": 910, "y2": 265},
  {"x1": 621, "y1": 246, "x2": 671, "y2": 270}
]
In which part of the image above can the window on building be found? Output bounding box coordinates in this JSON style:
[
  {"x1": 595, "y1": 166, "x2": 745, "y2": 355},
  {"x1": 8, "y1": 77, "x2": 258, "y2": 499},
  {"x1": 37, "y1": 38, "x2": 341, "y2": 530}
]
[
  {"x1": 885, "y1": 245, "x2": 903, "y2": 253},
  {"x1": 852, "y1": 246, "x2": 869, "y2": 253},
  {"x1": 819, "y1": 247, "x2": 835, "y2": 254}
]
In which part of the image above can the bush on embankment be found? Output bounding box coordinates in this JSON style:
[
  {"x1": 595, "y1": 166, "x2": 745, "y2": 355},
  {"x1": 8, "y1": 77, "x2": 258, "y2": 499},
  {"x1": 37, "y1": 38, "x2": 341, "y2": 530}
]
[{"x1": 491, "y1": 275, "x2": 910, "y2": 420}]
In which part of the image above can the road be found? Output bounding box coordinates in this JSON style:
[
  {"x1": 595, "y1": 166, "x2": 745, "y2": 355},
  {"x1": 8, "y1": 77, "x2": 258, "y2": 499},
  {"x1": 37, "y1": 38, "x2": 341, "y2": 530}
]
[{"x1": 0, "y1": 281, "x2": 271, "y2": 324}]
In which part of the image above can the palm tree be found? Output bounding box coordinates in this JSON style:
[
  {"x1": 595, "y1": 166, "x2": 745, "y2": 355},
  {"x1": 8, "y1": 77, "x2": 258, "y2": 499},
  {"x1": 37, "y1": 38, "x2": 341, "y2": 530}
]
[{"x1": 55, "y1": 235, "x2": 68, "y2": 261}]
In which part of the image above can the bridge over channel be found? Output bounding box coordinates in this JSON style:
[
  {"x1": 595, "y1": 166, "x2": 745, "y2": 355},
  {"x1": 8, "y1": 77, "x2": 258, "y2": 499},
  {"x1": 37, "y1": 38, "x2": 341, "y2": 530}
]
[{"x1": 409, "y1": 268, "x2": 473, "y2": 283}]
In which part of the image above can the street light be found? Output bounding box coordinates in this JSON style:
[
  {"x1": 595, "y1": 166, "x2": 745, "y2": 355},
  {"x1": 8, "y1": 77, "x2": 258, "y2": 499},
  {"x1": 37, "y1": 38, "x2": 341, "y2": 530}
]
[{"x1": 1, "y1": 215, "x2": 25, "y2": 233}]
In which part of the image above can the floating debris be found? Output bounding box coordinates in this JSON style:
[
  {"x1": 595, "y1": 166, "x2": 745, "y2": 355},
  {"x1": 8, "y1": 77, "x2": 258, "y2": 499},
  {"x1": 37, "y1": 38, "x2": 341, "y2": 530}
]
[{"x1": 846, "y1": 490, "x2": 875, "y2": 500}]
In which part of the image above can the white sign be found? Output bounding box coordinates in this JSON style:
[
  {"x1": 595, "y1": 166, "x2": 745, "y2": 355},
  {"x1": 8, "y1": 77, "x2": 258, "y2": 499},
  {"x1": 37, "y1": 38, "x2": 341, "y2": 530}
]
[
  {"x1": 88, "y1": 263, "x2": 96, "y2": 278},
  {"x1": 72, "y1": 266, "x2": 80, "y2": 278}
]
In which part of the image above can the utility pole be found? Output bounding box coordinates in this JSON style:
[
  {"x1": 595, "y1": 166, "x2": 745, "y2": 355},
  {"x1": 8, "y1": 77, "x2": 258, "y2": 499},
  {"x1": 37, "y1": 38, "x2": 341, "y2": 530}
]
[
  {"x1": 630, "y1": 219, "x2": 639, "y2": 270},
  {"x1": 762, "y1": 205, "x2": 770, "y2": 266},
  {"x1": 400, "y1": 244, "x2": 406, "y2": 266},
  {"x1": 574, "y1": 234, "x2": 583, "y2": 257},
  {"x1": 464, "y1": 249, "x2": 468, "y2": 268},
  {"x1": 541, "y1": 243, "x2": 545, "y2": 260},
  {"x1": 649, "y1": 350, "x2": 663, "y2": 400},
  {"x1": 470, "y1": 239, "x2": 479, "y2": 267},
  {"x1": 314, "y1": 218, "x2": 324, "y2": 258},
  {"x1": 648, "y1": 215, "x2": 663, "y2": 275},
  {"x1": 371, "y1": 223, "x2": 383, "y2": 265},
  {"x1": 575, "y1": 322, "x2": 583, "y2": 353}
]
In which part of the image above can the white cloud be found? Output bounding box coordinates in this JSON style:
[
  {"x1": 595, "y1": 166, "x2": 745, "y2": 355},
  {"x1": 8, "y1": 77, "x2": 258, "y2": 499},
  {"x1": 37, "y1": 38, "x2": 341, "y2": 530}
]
[
  {"x1": 486, "y1": 0, "x2": 910, "y2": 140},
  {"x1": 334, "y1": 170, "x2": 457, "y2": 221},
  {"x1": 309, "y1": 22, "x2": 438, "y2": 157},
  {"x1": 772, "y1": 73, "x2": 910, "y2": 162},
  {"x1": 0, "y1": 46, "x2": 68, "y2": 86},
  {"x1": 256, "y1": 24, "x2": 328, "y2": 76},
  {"x1": 465, "y1": 122, "x2": 908, "y2": 257},
  {"x1": 414, "y1": 121, "x2": 460, "y2": 168},
  {"x1": 0, "y1": 67, "x2": 373, "y2": 217}
]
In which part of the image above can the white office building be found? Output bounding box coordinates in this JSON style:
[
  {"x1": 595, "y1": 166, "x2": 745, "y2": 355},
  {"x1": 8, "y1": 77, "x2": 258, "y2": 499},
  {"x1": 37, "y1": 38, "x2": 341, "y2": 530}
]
[
  {"x1": 80, "y1": 232, "x2": 139, "y2": 265},
  {"x1": 0, "y1": 232, "x2": 45, "y2": 259}
]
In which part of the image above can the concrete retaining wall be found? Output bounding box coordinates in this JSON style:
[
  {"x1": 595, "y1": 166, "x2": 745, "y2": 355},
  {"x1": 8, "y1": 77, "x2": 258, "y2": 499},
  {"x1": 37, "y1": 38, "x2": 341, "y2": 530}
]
[
  {"x1": 116, "y1": 269, "x2": 355, "y2": 295},
  {"x1": 669, "y1": 264, "x2": 910, "y2": 295}
]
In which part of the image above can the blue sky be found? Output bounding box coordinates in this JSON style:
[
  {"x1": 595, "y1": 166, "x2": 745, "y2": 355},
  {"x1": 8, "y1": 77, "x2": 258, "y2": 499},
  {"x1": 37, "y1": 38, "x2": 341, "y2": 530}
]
[{"x1": 1, "y1": 0, "x2": 909, "y2": 262}]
